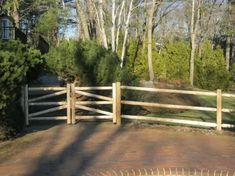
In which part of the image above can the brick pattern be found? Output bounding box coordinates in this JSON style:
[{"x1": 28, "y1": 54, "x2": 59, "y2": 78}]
[{"x1": 85, "y1": 168, "x2": 235, "y2": 176}]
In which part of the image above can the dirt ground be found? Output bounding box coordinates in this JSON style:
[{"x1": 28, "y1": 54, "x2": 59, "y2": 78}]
[{"x1": 0, "y1": 122, "x2": 235, "y2": 176}]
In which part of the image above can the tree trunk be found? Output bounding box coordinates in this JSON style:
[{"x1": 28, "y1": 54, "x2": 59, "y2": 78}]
[
  {"x1": 226, "y1": 36, "x2": 231, "y2": 70},
  {"x1": 147, "y1": 0, "x2": 156, "y2": 82},
  {"x1": 190, "y1": 34, "x2": 196, "y2": 86},
  {"x1": 98, "y1": 0, "x2": 108, "y2": 49},
  {"x1": 198, "y1": 41, "x2": 202, "y2": 59},
  {"x1": 76, "y1": 0, "x2": 90, "y2": 40},
  {"x1": 90, "y1": 1, "x2": 102, "y2": 43},
  {"x1": 120, "y1": 0, "x2": 134, "y2": 68},
  {"x1": 61, "y1": 0, "x2": 65, "y2": 9},
  {"x1": 77, "y1": 16, "x2": 84, "y2": 40},
  {"x1": 226, "y1": 0, "x2": 232, "y2": 70},
  {"x1": 116, "y1": 0, "x2": 125, "y2": 52},
  {"x1": 142, "y1": 0, "x2": 148, "y2": 52},
  {"x1": 111, "y1": 0, "x2": 116, "y2": 52},
  {"x1": 12, "y1": 0, "x2": 20, "y2": 28},
  {"x1": 87, "y1": 0, "x2": 97, "y2": 40},
  {"x1": 190, "y1": 0, "x2": 196, "y2": 86}
]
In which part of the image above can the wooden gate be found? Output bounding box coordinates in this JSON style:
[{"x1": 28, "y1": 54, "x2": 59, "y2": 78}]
[
  {"x1": 24, "y1": 84, "x2": 71, "y2": 125},
  {"x1": 24, "y1": 83, "x2": 121, "y2": 125},
  {"x1": 72, "y1": 84, "x2": 113, "y2": 123}
]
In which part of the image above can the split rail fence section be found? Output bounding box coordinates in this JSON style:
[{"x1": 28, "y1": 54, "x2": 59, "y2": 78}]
[{"x1": 24, "y1": 83, "x2": 235, "y2": 131}]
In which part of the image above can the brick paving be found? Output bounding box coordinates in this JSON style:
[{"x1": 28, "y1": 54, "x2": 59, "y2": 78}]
[{"x1": 0, "y1": 122, "x2": 235, "y2": 176}]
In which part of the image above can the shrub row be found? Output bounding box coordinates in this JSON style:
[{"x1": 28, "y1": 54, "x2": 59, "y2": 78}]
[{"x1": 126, "y1": 40, "x2": 230, "y2": 90}]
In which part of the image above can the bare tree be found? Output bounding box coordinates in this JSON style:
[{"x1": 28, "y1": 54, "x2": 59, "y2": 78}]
[
  {"x1": 189, "y1": 0, "x2": 200, "y2": 86},
  {"x1": 98, "y1": 0, "x2": 108, "y2": 49},
  {"x1": 226, "y1": 0, "x2": 232, "y2": 70},
  {"x1": 87, "y1": 0, "x2": 97, "y2": 40},
  {"x1": 116, "y1": 0, "x2": 125, "y2": 52},
  {"x1": 120, "y1": 0, "x2": 134, "y2": 67},
  {"x1": 147, "y1": 0, "x2": 157, "y2": 81},
  {"x1": 76, "y1": 0, "x2": 90, "y2": 40},
  {"x1": 111, "y1": 0, "x2": 116, "y2": 52},
  {"x1": 196, "y1": 0, "x2": 226, "y2": 59},
  {"x1": 146, "y1": 0, "x2": 176, "y2": 81},
  {"x1": 12, "y1": 0, "x2": 19, "y2": 28}
]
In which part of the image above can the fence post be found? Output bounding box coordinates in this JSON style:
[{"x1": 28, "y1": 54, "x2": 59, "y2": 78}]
[
  {"x1": 67, "y1": 84, "x2": 71, "y2": 124},
  {"x1": 71, "y1": 83, "x2": 76, "y2": 124},
  {"x1": 112, "y1": 83, "x2": 117, "y2": 124},
  {"x1": 216, "y1": 89, "x2": 222, "y2": 131},
  {"x1": 116, "y1": 82, "x2": 121, "y2": 125},
  {"x1": 25, "y1": 84, "x2": 29, "y2": 126},
  {"x1": 21, "y1": 86, "x2": 25, "y2": 114}
]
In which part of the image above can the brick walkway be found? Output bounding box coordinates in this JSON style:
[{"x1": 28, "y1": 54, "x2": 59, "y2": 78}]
[{"x1": 0, "y1": 122, "x2": 235, "y2": 176}]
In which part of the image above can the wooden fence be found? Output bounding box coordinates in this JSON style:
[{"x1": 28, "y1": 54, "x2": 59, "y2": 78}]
[
  {"x1": 24, "y1": 82, "x2": 235, "y2": 131},
  {"x1": 24, "y1": 85, "x2": 70, "y2": 125}
]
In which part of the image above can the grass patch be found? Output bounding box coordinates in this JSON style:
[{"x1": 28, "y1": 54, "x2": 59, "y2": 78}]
[
  {"x1": 146, "y1": 94, "x2": 235, "y2": 124},
  {"x1": 123, "y1": 87, "x2": 235, "y2": 125}
]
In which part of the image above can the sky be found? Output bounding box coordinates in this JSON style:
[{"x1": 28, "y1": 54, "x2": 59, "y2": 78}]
[{"x1": 62, "y1": 0, "x2": 78, "y2": 39}]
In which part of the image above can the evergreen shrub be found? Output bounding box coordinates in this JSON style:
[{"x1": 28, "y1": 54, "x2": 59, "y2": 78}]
[
  {"x1": 195, "y1": 41, "x2": 230, "y2": 90},
  {"x1": 0, "y1": 40, "x2": 42, "y2": 140},
  {"x1": 46, "y1": 40, "x2": 138, "y2": 85}
]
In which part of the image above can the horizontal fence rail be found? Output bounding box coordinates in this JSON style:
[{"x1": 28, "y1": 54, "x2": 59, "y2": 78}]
[
  {"x1": 75, "y1": 90, "x2": 112, "y2": 101},
  {"x1": 76, "y1": 101, "x2": 112, "y2": 105},
  {"x1": 75, "y1": 86, "x2": 112, "y2": 90},
  {"x1": 121, "y1": 86, "x2": 217, "y2": 96},
  {"x1": 122, "y1": 115, "x2": 218, "y2": 128},
  {"x1": 28, "y1": 90, "x2": 66, "y2": 103},
  {"x1": 222, "y1": 93, "x2": 235, "y2": 98},
  {"x1": 28, "y1": 105, "x2": 67, "y2": 118},
  {"x1": 24, "y1": 85, "x2": 69, "y2": 125},
  {"x1": 28, "y1": 87, "x2": 66, "y2": 91},
  {"x1": 76, "y1": 116, "x2": 112, "y2": 120},
  {"x1": 29, "y1": 116, "x2": 67, "y2": 120},
  {"x1": 23, "y1": 83, "x2": 235, "y2": 131},
  {"x1": 121, "y1": 100, "x2": 217, "y2": 112},
  {"x1": 29, "y1": 102, "x2": 67, "y2": 106}
]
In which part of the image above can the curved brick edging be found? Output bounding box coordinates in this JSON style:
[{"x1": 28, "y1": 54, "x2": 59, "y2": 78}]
[{"x1": 84, "y1": 168, "x2": 235, "y2": 176}]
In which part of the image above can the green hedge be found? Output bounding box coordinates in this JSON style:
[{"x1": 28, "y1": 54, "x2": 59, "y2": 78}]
[
  {"x1": 154, "y1": 41, "x2": 190, "y2": 82},
  {"x1": 125, "y1": 39, "x2": 230, "y2": 90},
  {"x1": 46, "y1": 40, "x2": 138, "y2": 85},
  {"x1": 0, "y1": 40, "x2": 42, "y2": 140},
  {"x1": 194, "y1": 41, "x2": 230, "y2": 90}
]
